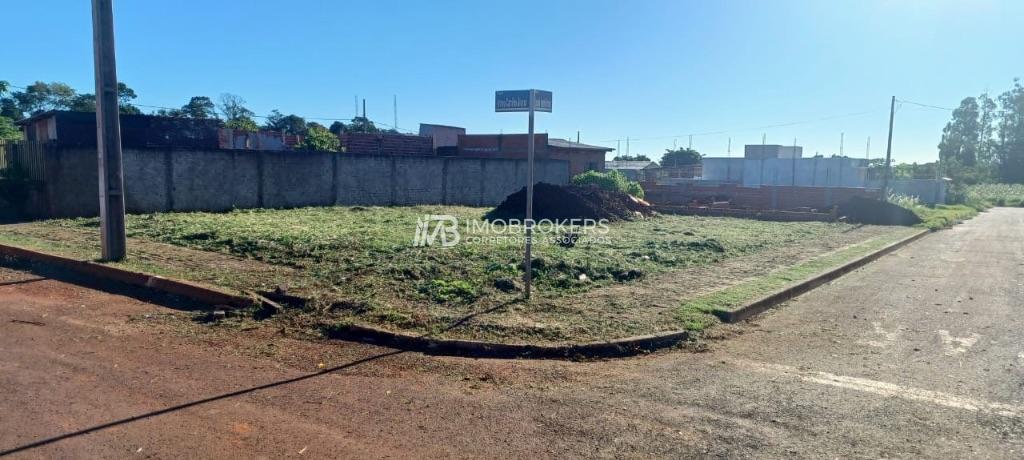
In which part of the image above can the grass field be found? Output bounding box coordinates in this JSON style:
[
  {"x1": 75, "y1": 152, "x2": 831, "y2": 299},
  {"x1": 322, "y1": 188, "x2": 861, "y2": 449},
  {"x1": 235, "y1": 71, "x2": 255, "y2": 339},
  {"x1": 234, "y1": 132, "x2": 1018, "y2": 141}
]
[
  {"x1": 965, "y1": 183, "x2": 1024, "y2": 208},
  {"x1": 0, "y1": 206, "x2": 916, "y2": 344}
]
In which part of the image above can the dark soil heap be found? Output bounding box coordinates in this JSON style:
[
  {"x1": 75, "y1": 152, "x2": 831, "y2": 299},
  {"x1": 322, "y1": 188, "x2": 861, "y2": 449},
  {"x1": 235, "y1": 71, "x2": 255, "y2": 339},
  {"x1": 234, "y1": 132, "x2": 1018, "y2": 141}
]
[
  {"x1": 485, "y1": 183, "x2": 654, "y2": 222},
  {"x1": 838, "y1": 196, "x2": 922, "y2": 226}
]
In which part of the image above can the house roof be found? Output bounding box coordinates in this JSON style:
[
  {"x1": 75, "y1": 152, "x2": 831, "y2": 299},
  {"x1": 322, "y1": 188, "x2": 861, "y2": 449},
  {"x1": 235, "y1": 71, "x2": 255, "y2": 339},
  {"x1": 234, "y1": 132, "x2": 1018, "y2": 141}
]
[
  {"x1": 547, "y1": 138, "x2": 614, "y2": 151},
  {"x1": 606, "y1": 160, "x2": 660, "y2": 170}
]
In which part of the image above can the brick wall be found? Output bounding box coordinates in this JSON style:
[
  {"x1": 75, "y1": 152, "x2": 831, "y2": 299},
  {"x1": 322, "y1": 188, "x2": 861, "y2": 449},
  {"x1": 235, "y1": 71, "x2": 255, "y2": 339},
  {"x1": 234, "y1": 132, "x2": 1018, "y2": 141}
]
[{"x1": 341, "y1": 133, "x2": 434, "y2": 156}]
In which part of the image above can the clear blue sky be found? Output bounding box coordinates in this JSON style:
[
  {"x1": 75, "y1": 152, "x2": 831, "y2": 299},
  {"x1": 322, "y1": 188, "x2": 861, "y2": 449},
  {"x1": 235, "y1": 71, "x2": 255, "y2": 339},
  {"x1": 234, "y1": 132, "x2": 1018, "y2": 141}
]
[{"x1": 3, "y1": 0, "x2": 1021, "y2": 163}]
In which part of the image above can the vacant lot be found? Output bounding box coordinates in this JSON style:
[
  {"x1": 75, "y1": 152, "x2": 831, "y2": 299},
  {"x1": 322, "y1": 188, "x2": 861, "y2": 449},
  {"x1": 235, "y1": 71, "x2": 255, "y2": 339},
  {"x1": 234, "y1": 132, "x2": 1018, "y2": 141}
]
[{"x1": 0, "y1": 206, "x2": 916, "y2": 344}]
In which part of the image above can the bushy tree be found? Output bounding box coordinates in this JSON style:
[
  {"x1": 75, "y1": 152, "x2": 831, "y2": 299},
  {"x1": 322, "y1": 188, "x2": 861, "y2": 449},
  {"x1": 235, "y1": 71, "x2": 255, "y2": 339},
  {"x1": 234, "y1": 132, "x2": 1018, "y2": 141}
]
[
  {"x1": 345, "y1": 116, "x2": 380, "y2": 134},
  {"x1": 661, "y1": 147, "x2": 701, "y2": 167},
  {"x1": 298, "y1": 122, "x2": 340, "y2": 151},
  {"x1": 996, "y1": 79, "x2": 1024, "y2": 183},
  {"x1": 264, "y1": 110, "x2": 308, "y2": 135},
  {"x1": 0, "y1": 116, "x2": 21, "y2": 141},
  {"x1": 571, "y1": 169, "x2": 644, "y2": 198},
  {"x1": 180, "y1": 96, "x2": 217, "y2": 119},
  {"x1": 224, "y1": 116, "x2": 258, "y2": 132},
  {"x1": 613, "y1": 154, "x2": 651, "y2": 161}
]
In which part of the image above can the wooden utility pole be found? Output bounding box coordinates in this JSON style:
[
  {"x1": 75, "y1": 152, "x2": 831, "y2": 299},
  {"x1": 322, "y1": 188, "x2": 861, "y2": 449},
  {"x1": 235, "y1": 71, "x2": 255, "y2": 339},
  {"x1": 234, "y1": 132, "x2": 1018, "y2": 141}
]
[
  {"x1": 881, "y1": 96, "x2": 896, "y2": 200},
  {"x1": 92, "y1": 0, "x2": 126, "y2": 261}
]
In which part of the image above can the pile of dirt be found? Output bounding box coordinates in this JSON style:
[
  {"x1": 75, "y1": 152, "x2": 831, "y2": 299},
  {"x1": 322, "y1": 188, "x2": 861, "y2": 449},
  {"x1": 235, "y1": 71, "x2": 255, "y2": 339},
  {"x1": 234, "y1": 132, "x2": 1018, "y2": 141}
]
[
  {"x1": 485, "y1": 183, "x2": 654, "y2": 222},
  {"x1": 837, "y1": 196, "x2": 922, "y2": 226}
]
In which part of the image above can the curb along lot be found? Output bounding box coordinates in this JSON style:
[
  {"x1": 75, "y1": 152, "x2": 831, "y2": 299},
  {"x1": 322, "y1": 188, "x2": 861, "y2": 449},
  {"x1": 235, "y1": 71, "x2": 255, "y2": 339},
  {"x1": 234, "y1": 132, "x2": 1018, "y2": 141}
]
[{"x1": 0, "y1": 228, "x2": 930, "y2": 359}]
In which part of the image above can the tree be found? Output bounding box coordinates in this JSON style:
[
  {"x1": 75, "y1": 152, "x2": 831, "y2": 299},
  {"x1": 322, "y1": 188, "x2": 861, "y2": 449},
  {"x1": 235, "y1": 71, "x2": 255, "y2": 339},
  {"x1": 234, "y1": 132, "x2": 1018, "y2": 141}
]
[
  {"x1": 224, "y1": 116, "x2": 258, "y2": 132},
  {"x1": 298, "y1": 123, "x2": 340, "y2": 151},
  {"x1": 0, "y1": 116, "x2": 21, "y2": 141},
  {"x1": 180, "y1": 96, "x2": 216, "y2": 119},
  {"x1": 264, "y1": 110, "x2": 308, "y2": 135},
  {"x1": 938, "y1": 97, "x2": 983, "y2": 170},
  {"x1": 10, "y1": 81, "x2": 78, "y2": 115},
  {"x1": 218, "y1": 93, "x2": 255, "y2": 122},
  {"x1": 613, "y1": 154, "x2": 651, "y2": 161},
  {"x1": 661, "y1": 147, "x2": 702, "y2": 167},
  {"x1": 996, "y1": 79, "x2": 1024, "y2": 183},
  {"x1": 345, "y1": 116, "x2": 380, "y2": 134},
  {"x1": 328, "y1": 121, "x2": 346, "y2": 136}
]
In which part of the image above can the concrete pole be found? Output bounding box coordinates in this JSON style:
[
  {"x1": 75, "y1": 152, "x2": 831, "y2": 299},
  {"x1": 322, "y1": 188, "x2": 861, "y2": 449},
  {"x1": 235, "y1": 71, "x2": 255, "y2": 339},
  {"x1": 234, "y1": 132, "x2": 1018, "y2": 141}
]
[
  {"x1": 523, "y1": 90, "x2": 536, "y2": 300},
  {"x1": 881, "y1": 96, "x2": 896, "y2": 200},
  {"x1": 92, "y1": 0, "x2": 126, "y2": 261}
]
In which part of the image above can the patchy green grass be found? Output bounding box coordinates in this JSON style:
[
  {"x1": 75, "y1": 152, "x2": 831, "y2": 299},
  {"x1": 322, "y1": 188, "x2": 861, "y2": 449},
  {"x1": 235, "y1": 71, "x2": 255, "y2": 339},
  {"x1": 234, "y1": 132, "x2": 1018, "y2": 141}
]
[
  {"x1": 911, "y1": 204, "x2": 980, "y2": 231},
  {"x1": 965, "y1": 183, "x2": 1024, "y2": 208},
  {"x1": 0, "y1": 205, "x2": 912, "y2": 344},
  {"x1": 676, "y1": 230, "x2": 915, "y2": 330}
]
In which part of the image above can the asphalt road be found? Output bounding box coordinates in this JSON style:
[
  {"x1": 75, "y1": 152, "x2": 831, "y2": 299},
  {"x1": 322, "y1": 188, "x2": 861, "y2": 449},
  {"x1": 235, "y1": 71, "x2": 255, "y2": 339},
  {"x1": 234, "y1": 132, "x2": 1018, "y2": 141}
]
[{"x1": 1, "y1": 208, "x2": 1022, "y2": 458}]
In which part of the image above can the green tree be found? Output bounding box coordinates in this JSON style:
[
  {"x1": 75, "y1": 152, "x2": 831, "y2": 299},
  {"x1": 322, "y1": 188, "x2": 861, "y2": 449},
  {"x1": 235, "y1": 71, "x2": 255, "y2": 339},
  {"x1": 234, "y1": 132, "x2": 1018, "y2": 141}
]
[
  {"x1": 661, "y1": 147, "x2": 701, "y2": 167},
  {"x1": 328, "y1": 121, "x2": 346, "y2": 136},
  {"x1": 218, "y1": 93, "x2": 255, "y2": 122},
  {"x1": 180, "y1": 96, "x2": 217, "y2": 119},
  {"x1": 298, "y1": 123, "x2": 340, "y2": 151},
  {"x1": 571, "y1": 170, "x2": 644, "y2": 198},
  {"x1": 224, "y1": 116, "x2": 259, "y2": 132},
  {"x1": 996, "y1": 79, "x2": 1024, "y2": 183},
  {"x1": 345, "y1": 116, "x2": 380, "y2": 134},
  {"x1": 613, "y1": 154, "x2": 651, "y2": 161},
  {"x1": 0, "y1": 116, "x2": 21, "y2": 141},
  {"x1": 264, "y1": 110, "x2": 308, "y2": 135}
]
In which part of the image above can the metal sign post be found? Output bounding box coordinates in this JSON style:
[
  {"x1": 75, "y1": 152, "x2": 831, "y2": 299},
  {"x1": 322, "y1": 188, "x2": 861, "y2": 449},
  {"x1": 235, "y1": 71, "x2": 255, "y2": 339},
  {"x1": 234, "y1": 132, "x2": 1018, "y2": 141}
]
[{"x1": 496, "y1": 89, "x2": 552, "y2": 300}]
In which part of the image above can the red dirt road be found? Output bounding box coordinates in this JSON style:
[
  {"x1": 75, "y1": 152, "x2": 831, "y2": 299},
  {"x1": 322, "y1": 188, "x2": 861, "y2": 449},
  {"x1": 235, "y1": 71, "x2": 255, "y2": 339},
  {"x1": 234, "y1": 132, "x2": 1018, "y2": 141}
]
[{"x1": 3, "y1": 209, "x2": 1024, "y2": 458}]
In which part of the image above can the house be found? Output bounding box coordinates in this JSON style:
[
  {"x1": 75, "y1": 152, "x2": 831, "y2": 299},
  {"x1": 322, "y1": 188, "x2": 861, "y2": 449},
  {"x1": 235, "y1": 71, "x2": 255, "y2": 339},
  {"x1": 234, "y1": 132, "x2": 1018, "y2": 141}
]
[
  {"x1": 605, "y1": 160, "x2": 660, "y2": 181},
  {"x1": 457, "y1": 133, "x2": 612, "y2": 177}
]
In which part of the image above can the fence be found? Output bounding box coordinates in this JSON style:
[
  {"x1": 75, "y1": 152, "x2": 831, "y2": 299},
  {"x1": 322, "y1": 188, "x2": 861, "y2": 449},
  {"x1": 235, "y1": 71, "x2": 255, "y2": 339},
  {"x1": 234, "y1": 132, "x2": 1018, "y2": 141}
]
[{"x1": 0, "y1": 140, "x2": 47, "y2": 181}]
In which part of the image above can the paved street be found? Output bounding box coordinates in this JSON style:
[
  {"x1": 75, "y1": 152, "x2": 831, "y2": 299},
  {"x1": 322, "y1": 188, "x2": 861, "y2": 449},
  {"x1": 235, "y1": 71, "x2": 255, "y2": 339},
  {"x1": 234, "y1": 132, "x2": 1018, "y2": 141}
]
[{"x1": 2, "y1": 208, "x2": 1023, "y2": 458}]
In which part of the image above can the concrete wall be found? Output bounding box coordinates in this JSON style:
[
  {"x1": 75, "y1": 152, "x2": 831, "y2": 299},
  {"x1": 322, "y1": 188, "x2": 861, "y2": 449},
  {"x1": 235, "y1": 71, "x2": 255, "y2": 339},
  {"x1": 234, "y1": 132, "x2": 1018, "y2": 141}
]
[
  {"x1": 866, "y1": 179, "x2": 948, "y2": 205},
  {"x1": 702, "y1": 156, "x2": 869, "y2": 188},
  {"x1": 36, "y1": 147, "x2": 570, "y2": 218}
]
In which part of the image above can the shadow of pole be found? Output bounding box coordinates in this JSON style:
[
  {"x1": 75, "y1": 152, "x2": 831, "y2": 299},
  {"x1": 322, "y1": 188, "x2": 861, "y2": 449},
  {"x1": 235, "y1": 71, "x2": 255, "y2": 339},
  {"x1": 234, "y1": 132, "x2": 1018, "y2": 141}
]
[{"x1": 0, "y1": 349, "x2": 406, "y2": 457}]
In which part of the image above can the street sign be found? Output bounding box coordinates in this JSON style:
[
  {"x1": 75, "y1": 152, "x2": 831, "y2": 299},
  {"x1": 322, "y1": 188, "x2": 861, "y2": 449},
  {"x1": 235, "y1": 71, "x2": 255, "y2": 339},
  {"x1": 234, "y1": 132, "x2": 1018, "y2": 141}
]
[
  {"x1": 495, "y1": 90, "x2": 552, "y2": 113},
  {"x1": 495, "y1": 89, "x2": 552, "y2": 300}
]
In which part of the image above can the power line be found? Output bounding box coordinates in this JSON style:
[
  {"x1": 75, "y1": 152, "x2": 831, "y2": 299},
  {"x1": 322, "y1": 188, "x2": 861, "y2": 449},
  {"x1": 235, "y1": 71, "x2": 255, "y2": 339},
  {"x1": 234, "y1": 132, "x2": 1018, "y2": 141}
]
[
  {"x1": 595, "y1": 107, "x2": 885, "y2": 144},
  {"x1": 896, "y1": 99, "x2": 955, "y2": 111}
]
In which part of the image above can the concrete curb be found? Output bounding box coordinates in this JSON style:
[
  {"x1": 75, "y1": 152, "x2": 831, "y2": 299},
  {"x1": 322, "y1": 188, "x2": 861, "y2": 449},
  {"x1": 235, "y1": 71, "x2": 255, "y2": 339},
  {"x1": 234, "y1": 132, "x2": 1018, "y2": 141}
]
[
  {"x1": 711, "y1": 229, "x2": 931, "y2": 323},
  {"x1": 0, "y1": 228, "x2": 928, "y2": 360},
  {"x1": 0, "y1": 243, "x2": 255, "y2": 309},
  {"x1": 322, "y1": 324, "x2": 690, "y2": 360}
]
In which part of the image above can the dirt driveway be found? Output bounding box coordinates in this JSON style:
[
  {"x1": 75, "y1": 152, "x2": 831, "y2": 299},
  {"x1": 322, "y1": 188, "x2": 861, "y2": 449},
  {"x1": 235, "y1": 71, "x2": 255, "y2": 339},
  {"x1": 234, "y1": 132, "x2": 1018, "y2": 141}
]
[{"x1": 2, "y1": 209, "x2": 1024, "y2": 458}]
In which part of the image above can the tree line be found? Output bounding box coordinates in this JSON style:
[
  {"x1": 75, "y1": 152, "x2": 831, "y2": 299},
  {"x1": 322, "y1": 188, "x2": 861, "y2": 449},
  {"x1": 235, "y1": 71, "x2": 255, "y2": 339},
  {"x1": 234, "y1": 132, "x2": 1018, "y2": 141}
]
[
  {"x1": 0, "y1": 80, "x2": 398, "y2": 150},
  {"x1": 938, "y1": 79, "x2": 1024, "y2": 184}
]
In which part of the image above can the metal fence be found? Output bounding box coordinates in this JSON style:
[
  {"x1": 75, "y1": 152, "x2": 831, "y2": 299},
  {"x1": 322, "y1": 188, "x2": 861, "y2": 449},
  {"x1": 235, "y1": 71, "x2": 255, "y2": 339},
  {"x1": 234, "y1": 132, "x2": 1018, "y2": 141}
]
[{"x1": 0, "y1": 140, "x2": 47, "y2": 181}]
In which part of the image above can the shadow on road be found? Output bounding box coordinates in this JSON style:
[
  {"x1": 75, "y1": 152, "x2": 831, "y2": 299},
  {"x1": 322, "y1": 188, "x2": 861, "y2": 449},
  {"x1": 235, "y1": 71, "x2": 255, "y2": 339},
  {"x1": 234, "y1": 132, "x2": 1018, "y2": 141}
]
[{"x1": 0, "y1": 348, "x2": 408, "y2": 457}]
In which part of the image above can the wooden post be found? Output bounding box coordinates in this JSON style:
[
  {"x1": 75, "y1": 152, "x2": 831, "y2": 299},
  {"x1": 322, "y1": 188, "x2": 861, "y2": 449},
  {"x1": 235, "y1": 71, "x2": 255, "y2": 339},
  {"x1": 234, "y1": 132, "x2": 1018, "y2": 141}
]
[{"x1": 92, "y1": 0, "x2": 126, "y2": 261}]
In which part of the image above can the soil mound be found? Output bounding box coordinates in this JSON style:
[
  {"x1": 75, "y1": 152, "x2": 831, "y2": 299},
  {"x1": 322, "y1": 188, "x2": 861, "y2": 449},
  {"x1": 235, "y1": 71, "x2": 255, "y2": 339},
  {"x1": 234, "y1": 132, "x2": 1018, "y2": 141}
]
[
  {"x1": 838, "y1": 196, "x2": 922, "y2": 226},
  {"x1": 485, "y1": 183, "x2": 654, "y2": 222}
]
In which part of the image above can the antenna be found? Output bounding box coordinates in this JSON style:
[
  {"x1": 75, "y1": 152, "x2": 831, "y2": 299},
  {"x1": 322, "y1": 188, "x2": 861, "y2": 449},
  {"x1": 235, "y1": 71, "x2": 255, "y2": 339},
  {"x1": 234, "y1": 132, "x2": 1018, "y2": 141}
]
[{"x1": 393, "y1": 95, "x2": 398, "y2": 131}]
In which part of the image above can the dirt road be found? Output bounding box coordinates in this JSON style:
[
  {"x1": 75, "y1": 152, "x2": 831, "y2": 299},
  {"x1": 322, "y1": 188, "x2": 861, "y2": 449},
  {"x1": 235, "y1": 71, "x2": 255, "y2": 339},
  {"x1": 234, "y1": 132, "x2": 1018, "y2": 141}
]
[{"x1": 2, "y1": 208, "x2": 1023, "y2": 458}]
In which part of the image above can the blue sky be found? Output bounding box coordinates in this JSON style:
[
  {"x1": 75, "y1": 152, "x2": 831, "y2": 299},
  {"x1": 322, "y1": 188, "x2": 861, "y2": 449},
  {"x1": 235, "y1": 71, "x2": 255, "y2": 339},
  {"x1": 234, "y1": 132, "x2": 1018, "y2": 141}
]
[{"x1": 3, "y1": 0, "x2": 1021, "y2": 163}]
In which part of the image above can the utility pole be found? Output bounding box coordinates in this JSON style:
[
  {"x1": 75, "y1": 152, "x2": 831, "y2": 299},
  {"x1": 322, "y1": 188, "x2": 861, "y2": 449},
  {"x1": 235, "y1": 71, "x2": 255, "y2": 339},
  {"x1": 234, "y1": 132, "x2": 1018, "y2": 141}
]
[
  {"x1": 354, "y1": 95, "x2": 358, "y2": 118},
  {"x1": 626, "y1": 137, "x2": 630, "y2": 156},
  {"x1": 92, "y1": 0, "x2": 126, "y2": 261},
  {"x1": 866, "y1": 136, "x2": 871, "y2": 159},
  {"x1": 792, "y1": 137, "x2": 797, "y2": 186},
  {"x1": 576, "y1": 131, "x2": 580, "y2": 143},
  {"x1": 362, "y1": 99, "x2": 366, "y2": 119},
  {"x1": 688, "y1": 134, "x2": 692, "y2": 149},
  {"x1": 881, "y1": 96, "x2": 896, "y2": 200},
  {"x1": 393, "y1": 95, "x2": 398, "y2": 130},
  {"x1": 840, "y1": 132, "x2": 844, "y2": 157}
]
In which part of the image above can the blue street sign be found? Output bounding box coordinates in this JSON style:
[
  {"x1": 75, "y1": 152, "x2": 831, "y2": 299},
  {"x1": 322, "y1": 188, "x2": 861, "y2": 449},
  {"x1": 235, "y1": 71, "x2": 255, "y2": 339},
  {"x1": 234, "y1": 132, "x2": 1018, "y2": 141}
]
[{"x1": 495, "y1": 90, "x2": 552, "y2": 113}]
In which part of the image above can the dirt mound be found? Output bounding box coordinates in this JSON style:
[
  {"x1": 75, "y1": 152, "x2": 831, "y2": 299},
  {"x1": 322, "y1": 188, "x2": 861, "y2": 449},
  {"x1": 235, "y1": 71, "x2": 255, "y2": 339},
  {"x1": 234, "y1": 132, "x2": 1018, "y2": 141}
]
[
  {"x1": 485, "y1": 183, "x2": 654, "y2": 222},
  {"x1": 838, "y1": 196, "x2": 922, "y2": 226}
]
